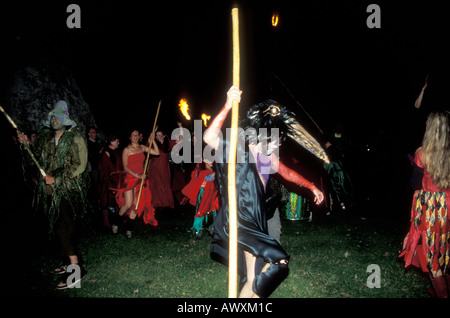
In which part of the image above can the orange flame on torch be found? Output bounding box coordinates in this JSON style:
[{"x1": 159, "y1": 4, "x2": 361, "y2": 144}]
[
  {"x1": 201, "y1": 113, "x2": 211, "y2": 127},
  {"x1": 178, "y1": 98, "x2": 191, "y2": 120},
  {"x1": 272, "y1": 13, "x2": 279, "y2": 27}
]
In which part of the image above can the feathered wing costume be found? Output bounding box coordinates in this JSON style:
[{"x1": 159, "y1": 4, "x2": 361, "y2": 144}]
[{"x1": 211, "y1": 99, "x2": 329, "y2": 297}]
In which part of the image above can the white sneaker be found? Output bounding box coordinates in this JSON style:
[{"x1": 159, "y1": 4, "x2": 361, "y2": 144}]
[
  {"x1": 112, "y1": 225, "x2": 118, "y2": 234},
  {"x1": 125, "y1": 230, "x2": 132, "y2": 238}
]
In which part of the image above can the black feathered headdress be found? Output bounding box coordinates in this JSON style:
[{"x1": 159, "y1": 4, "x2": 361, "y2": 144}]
[{"x1": 240, "y1": 99, "x2": 329, "y2": 164}]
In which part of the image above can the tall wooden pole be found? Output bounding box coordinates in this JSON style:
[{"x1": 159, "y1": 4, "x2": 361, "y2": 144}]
[
  {"x1": 0, "y1": 105, "x2": 47, "y2": 177},
  {"x1": 228, "y1": 7, "x2": 240, "y2": 298},
  {"x1": 135, "y1": 100, "x2": 161, "y2": 211}
]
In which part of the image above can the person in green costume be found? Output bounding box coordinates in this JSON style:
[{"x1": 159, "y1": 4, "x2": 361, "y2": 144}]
[{"x1": 17, "y1": 100, "x2": 89, "y2": 290}]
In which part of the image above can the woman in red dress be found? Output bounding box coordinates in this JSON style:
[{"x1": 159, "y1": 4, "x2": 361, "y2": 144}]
[
  {"x1": 400, "y1": 111, "x2": 450, "y2": 298},
  {"x1": 147, "y1": 121, "x2": 184, "y2": 210},
  {"x1": 112, "y1": 130, "x2": 159, "y2": 238}
]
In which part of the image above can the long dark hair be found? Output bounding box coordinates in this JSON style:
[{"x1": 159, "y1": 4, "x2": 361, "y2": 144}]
[{"x1": 155, "y1": 129, "x2": 169, "y2": 153}]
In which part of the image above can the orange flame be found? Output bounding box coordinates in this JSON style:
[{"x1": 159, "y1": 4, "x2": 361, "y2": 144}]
[
  {"x1": 201, "y1": 113, "x2": 211, "y2": 127},
  {"x1": 178, "y1": 98, "x2": 191, "y2": 120},
  {"x1": 272, "y1": 13, "x2": 279, "y2": 27}
]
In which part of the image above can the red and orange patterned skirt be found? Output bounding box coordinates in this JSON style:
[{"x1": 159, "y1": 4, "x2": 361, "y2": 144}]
[{"x1": 400, "y1": 190, "x2": 449, "y2": 274}]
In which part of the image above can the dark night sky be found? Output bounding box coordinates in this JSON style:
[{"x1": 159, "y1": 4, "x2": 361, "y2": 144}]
[
  {"x1": 1, "y1": 0, "x2": 449, "y2": 145},
  {"x1": 2, "y1": 1, "x2": 450, "y2": 301}
]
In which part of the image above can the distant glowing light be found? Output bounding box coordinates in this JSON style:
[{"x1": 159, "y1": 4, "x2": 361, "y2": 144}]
[
  {"x1": 178, "y1": 98, "x2": 191, "y2": 120},
  {"x1": 201, "y1": 113, "x2": 211, "y2": 127},
  {"x1": 272, "y1": 13, "x2": 279, "y2": 27}
]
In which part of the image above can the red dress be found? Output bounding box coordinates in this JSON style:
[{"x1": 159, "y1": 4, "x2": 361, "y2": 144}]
[
  {"x1": 400, "y1": 149, "x2": 449, "y2": 274},
  {"x1": 114, "y1": 152, "x2": 157, "y2": 226},
  {"x1": 147, "y1": 140, "x2": 176, "y2": 209}
]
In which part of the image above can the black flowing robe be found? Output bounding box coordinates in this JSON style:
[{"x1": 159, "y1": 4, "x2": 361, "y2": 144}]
[{"x1": 210, "y1": 139, "x2": 289, "y2": 282}]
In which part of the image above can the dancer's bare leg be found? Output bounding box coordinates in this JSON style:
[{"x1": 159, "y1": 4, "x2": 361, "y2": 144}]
[
  {"x1": 239, "y1": 252, "x2": 273, "y2": 298},
  {"x1": 129, "y1": 210, "x2": 137, "y2": 220},
  {"x1": 239, "y1": 251, "x2": 258, "y2": 298},
  {"x1": 119, "y1": 190, "x2": 133, "y2": 216},
  {"x1": 239, "y1": 251, "x2": 287, "y2": 298}
]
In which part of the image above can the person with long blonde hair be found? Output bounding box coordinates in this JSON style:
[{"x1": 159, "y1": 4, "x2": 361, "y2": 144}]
[
  {"x1": 400, "y1": 110, "x2": 450, "y2": 298},
  {"x1": 420, "y1": 111, "x2": 450, "y2": 189}
]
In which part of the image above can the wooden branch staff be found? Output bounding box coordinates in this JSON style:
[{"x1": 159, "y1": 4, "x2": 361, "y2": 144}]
[
  {"x1": 228, "y1": 7, "x2": 240, "y2": 298},
  {"x1": 135, "y1": 100, "x2": 162, "y2": 211},
  {"x1": 0, "y1": 105, "x2": 47, "y2": 177}
]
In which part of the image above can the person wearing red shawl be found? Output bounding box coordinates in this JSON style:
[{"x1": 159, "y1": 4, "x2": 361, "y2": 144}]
[
  {"x1": 400, "y1": 111, "x2": 450, "y2": 298},
  {"x1": 112, "y1": 130, "x2": 159, "y2": 238},
  {"x1": 98, "y1": 134, "x2": 123, "y2": 229},
  {"x1": 182, "y1": 159, "x2": 219, "y2": 239}
]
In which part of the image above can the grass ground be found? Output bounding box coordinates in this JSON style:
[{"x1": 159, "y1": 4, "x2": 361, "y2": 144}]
[{"x1": 15, "y1": 198, "x2": 430, "y2": 299}]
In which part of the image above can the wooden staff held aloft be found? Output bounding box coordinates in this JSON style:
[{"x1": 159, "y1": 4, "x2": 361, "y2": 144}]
[
  {"x1": 135, "y1": 100, "x2": 162, "y2": 211},
  {"x1": 228, "y1": 7, "x2": 240, "y2": 298},
  {"x1": 0, "y1": 105, "x2": 47, "y2": 177}
]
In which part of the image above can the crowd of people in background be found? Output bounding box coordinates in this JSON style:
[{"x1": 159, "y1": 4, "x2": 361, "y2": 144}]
[
  {"x1": 12, "y1": 74, "x2": 448, "y2": 297},
  {"x1": 82, "y1": 117, "x2": 355, "y2": 242}
]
